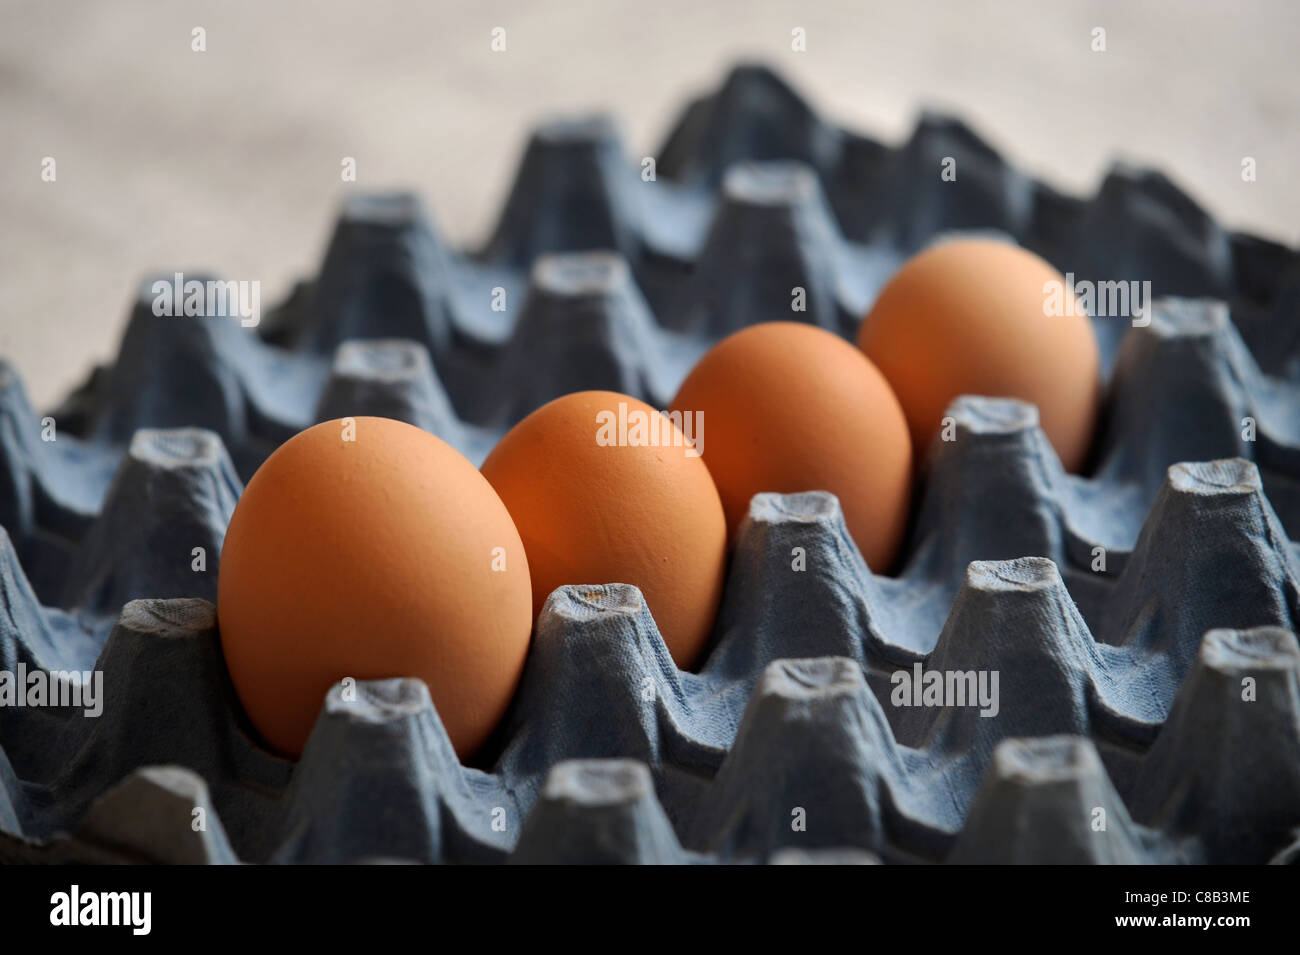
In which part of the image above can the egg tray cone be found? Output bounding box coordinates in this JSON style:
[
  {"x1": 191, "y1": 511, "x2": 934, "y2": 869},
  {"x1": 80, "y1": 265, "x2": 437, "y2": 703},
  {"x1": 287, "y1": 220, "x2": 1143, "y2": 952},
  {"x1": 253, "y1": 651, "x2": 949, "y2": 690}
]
[{"x1": 2, "y1": 63, "x2": 1300, "y2": 864}]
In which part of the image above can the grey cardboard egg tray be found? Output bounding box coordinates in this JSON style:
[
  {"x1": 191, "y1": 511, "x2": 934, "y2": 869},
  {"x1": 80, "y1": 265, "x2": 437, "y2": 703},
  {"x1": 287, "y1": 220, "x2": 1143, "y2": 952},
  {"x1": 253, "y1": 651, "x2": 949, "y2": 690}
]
[{"x1": 2, "y1": 64, "x2": 1300, "y2": 864}]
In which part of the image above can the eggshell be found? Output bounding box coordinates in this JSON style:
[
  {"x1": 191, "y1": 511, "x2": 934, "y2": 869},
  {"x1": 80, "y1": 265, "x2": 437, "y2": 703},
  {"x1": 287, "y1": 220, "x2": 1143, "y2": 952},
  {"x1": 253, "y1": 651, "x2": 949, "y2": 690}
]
[
  {"x1": 218, "y1": 416, "x2": 533, "y2": 759},
  {"x1": 857, "y1": 239, "x2": 1101, "y2": 472},
  {"x1": 670, "y1": 321, "x2": 913, "y2": 573},
  {"x1": 480, "y1": 391, "x2": 727, "y2": 669}
]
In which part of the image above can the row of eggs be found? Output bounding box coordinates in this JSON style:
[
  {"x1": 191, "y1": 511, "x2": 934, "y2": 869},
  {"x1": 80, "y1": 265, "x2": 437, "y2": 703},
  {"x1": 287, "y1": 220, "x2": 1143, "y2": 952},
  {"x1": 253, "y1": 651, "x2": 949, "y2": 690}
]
[{"x1": 217, "y1": 239, "x2": 1101, "y2": 758}]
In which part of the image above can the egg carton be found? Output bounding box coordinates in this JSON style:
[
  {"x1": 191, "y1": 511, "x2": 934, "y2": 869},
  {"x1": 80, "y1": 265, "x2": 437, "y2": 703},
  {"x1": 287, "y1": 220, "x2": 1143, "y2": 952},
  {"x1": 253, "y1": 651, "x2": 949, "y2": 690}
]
[{"x1": 1, "y1": 64, "x2": 1299, "y2": 864}]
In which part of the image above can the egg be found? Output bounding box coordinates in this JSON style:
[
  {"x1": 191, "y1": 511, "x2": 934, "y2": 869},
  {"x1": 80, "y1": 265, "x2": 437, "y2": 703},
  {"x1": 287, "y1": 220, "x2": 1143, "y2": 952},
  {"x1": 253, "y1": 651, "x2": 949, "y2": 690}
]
[
  {"x1": 218, "y1": 416, "x2": 533, "y2": 759},
  {"x1": 670, "y1": 321, "x2": 913, "y2": 573},
  {"x1": 480, "y1": 391, "x2": 727, "y2": 669},
  {"x1": 857, "y1": 239, "x2": 1101, "y2": 472}
]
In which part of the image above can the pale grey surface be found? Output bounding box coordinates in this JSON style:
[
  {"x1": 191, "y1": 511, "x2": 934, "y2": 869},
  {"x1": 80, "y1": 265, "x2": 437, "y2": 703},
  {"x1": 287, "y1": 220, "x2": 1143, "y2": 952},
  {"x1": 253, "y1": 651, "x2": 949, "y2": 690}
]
[{"x1": 2, "y1": 0, "x2": 1298, "y2": 409}]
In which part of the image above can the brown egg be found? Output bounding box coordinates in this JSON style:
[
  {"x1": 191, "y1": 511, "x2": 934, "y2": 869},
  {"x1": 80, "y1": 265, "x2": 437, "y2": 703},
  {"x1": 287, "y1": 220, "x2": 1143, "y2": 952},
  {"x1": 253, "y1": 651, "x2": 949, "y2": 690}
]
[
  {"x1": 480, "y1": 391, "x2": 727, "y2": 669},
  {"x1": 218, "y1": 417, "x2": 533, "y2": 759},
  {"x1": 857, "y1": 239, "x2": 1101, "y2": 472},
  {"x1": 670, "y1": 322, "x2": 913, "y2": 573}
]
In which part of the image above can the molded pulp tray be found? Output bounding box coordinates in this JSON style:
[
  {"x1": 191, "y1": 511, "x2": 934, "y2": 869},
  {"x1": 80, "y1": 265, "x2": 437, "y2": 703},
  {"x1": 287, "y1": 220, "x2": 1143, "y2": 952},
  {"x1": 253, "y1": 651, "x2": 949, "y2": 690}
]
[{"x1": 2, "y1": 64, "x2": 1300, "y2": 864}]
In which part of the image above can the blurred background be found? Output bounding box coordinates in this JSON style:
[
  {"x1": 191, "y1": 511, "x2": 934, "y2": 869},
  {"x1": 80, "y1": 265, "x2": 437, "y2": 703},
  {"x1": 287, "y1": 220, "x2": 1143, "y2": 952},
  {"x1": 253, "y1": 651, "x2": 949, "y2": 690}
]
[{"x1": 2, "y1": 0, "x2": 1297, "y2": 409}]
